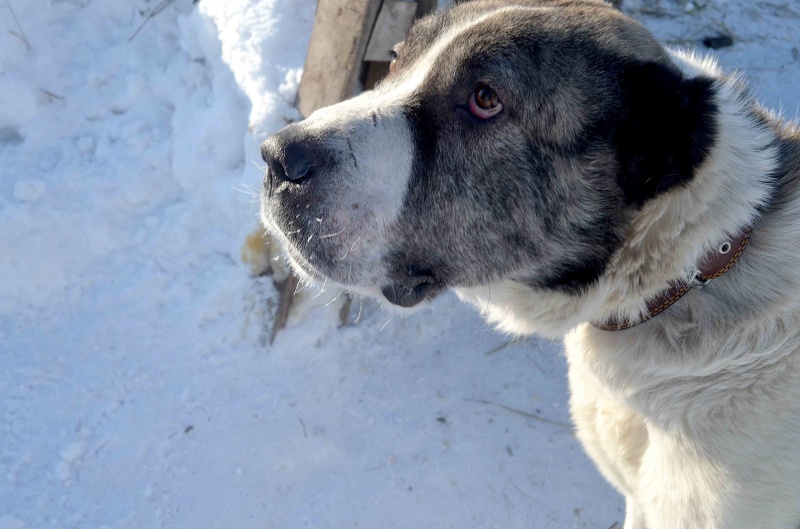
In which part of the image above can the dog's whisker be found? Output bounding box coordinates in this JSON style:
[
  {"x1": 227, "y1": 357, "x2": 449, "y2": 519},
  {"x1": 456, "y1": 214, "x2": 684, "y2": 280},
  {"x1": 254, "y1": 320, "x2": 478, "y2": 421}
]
[
  {"x1": 323, "y1": 291, "x2": 342, "y2": 307},
  {"x1": 320, "y1": 228, "x2": 346, "y2": 239},
  {"x1": 232, "y1": 184, "x2": 261, "y2": 204},
  {"x1": 233, "y1": 182, "x2": 260, "y2": 196},
  {"x1": 379, "y1": 316, "x2": 394, "y2": 332},
  {"x1": 339, "y1": 234, "x2": 364, "y2": 261},
  {"x1": 312, "y1": 278, "x2": 328, "y2": 298}
]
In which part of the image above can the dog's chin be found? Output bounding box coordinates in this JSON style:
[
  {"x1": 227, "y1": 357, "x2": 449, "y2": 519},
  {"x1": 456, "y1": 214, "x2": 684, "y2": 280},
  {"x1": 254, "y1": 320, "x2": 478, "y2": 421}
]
[
  {"x1": 380, "y1": 274, "x2": 442, "y2": 308},
  {"x1": 284, "y1": 250, "x2": 443, "y2": 311}
]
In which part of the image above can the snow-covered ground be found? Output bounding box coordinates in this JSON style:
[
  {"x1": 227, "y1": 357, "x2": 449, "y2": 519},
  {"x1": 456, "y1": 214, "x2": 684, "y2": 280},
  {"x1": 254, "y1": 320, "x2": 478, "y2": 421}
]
[{"x1": 1, "y1": 1, "x2": 797, "y2": 528}]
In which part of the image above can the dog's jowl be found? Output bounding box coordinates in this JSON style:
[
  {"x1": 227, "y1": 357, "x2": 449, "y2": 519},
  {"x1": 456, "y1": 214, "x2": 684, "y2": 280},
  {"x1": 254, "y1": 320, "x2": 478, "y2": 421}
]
[{"x1": 261, "y1": 1, "x2": 800, "y2": 527}]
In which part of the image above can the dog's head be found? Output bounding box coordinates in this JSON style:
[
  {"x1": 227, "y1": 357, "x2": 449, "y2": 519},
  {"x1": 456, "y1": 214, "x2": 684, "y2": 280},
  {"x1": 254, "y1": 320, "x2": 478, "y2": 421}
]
[{"x1": 260, "y1": 0, "x2": 716, "y2": 316}]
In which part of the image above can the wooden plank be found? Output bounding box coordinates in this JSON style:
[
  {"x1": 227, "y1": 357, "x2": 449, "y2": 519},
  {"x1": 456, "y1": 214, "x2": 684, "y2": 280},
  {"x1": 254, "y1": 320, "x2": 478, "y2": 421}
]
[
  {"x1": 296, "y1": 0, "x2": 384, "y2": 118},
  {"x1": 363, "y1": 61, "x2": 390, "y2": 90},
  {"x1": 364, "y1": 1, "x2": 419, "y2": 61},
  {"x1": 270, "y1": 275, "x2": 300, "y2": 344},
  {"x1": 362, "y1": 0, "x2": 435, "y2": 89}
]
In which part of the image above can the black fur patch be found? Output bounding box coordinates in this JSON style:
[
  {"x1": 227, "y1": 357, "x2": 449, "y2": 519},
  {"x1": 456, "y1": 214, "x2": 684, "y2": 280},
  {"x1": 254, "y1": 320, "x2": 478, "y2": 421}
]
[
  {"x1": 403, "y1": 97, "x2": 439, "y2": 182},
  {"x1": 534, "y1": 63, "x2": 718, "y2": 292},
  {"x1": 532, "y1": 211, "x2": 623, "y2": 292},
  {"x1": 613, "y1": 61, "x2": 718, "y2": 206}
]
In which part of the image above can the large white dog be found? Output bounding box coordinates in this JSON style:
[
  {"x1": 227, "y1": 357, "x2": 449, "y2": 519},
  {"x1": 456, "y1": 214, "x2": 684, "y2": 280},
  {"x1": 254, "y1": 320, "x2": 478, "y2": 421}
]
[{"x1": 260, "y1": 1, "x2": 800, "y2": 527}]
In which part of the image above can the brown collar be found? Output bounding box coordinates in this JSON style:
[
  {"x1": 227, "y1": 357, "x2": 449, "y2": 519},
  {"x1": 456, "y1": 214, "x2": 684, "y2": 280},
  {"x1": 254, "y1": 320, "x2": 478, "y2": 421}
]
[{"x1": 592, "y1": 227, "x2": 753, "y2": 332}]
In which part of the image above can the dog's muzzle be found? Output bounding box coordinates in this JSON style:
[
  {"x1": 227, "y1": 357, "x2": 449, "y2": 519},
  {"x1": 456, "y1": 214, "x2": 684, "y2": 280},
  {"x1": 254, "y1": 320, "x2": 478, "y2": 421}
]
[{"x1": 259, "y1": 99, "x2": 431, "y2": 308}]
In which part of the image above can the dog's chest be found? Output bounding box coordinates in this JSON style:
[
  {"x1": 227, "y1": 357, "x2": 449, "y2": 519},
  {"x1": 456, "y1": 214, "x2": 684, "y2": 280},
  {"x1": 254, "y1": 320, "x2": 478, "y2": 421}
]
[
  {"x1": 566, "y1": 325, "x2": 800, "y2": 528},
  {"x1": 564, "y1": 324, "x2": 800, "y2": 427}
]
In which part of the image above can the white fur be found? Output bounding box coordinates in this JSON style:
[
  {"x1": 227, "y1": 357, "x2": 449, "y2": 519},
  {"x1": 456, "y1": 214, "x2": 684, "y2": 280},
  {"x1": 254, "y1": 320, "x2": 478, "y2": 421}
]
[{"x1": 459, "y1": 51, "x2": 800, "y2": 528}]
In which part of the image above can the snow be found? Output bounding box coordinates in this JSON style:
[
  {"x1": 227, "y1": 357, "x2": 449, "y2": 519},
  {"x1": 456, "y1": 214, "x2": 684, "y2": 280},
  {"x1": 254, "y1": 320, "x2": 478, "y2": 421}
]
[
  {"x1": 11, "y1": 180, "x2": 46, "y2": 203},
  {"x1": 0, "y1": 1, "x2": 796, "y2": 528}
]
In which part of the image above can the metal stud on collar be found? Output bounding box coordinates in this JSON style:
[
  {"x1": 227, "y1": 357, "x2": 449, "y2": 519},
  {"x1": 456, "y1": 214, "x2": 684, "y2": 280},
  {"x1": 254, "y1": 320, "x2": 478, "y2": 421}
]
[{"x1": 691, "y1": 271, "x2": 712, "y2": 289}]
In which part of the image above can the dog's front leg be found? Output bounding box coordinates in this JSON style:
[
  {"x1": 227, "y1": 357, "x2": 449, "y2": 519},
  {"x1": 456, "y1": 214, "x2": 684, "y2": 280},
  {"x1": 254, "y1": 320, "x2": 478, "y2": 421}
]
[
  {"x1": 622, "y1": 498, "x2": 647, "y2": 529},
  {"x1": 567, "y1": 361, "x2": 649, "y2": 526}
]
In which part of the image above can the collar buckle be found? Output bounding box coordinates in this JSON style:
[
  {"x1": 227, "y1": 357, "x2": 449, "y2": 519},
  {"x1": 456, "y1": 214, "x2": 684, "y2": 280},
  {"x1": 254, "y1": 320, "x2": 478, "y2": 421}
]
[{"x1": 691, "y1": 272, "x2": 712, "y2": 290}]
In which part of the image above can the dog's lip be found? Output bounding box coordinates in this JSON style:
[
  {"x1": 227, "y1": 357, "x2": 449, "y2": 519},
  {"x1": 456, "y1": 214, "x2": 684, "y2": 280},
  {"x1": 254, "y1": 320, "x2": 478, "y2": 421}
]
[{"x1": 380, "y1": 271, "x2": 441, "y2": 308}]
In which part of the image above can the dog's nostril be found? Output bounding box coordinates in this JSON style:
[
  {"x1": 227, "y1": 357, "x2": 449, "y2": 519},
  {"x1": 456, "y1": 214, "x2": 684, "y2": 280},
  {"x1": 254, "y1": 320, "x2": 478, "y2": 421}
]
[
  {"x1": 282, "y1": 142, "x2": 316, "y2": 182},
  {"x1": 260, "y1": 139, "x2": 291, "y2": 188},
  {"x1": 283, "y1": 157, "x2": 313, "y2": 182},
  {"x1": 270, "y1": 160, "x2": 287, "y2": 184}
]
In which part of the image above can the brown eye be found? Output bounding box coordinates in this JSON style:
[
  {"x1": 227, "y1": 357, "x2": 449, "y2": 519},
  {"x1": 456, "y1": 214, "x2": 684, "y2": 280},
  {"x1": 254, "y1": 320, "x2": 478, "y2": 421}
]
[
  {"x1": 468, "y1": 85, "x2": 503, "y2": 119},
  {"x1": 475, "y1": 86, "x2": 500, "y2": 109},
  {"x1": 388, "y1": 49, "x2": 398, "y2": 73}
]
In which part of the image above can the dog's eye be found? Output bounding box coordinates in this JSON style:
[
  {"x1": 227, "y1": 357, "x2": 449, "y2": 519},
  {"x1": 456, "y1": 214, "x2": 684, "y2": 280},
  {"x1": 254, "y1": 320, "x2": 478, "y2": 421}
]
[
  {"x1": 388, "y1": 49, "x2": 398, "y2": 73},
  {"x1": 468, "y1": 86, "x2": 503, "y2": 119}
]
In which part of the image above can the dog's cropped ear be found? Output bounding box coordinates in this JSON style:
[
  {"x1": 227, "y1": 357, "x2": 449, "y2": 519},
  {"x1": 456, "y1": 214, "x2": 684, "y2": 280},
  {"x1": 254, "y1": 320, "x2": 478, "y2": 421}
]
[{"x1": 613, "y1": 61, "x2": 718, "y2": 207}]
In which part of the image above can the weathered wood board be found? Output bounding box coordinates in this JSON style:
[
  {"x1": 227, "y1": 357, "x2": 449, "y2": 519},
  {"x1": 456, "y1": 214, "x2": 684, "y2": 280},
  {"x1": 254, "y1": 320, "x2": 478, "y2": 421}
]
[
  {"x1": 364, "y1": 1, "x2": 419, "y2": 61},
  {"x1": 296, "y1": 0, "x2": 384, "y2": 118}
]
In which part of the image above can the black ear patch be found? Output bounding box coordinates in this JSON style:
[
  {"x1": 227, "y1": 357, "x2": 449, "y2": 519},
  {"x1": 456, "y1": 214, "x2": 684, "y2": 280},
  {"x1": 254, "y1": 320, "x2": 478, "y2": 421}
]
[{"x1": 613, "y1": 61, "x2": 718, "y2": 207}]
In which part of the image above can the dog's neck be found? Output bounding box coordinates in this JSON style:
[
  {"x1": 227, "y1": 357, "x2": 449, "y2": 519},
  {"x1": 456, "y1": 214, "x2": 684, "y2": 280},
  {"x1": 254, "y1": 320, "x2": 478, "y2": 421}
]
[
  {"x1": 597, "y1": 50, "x2": 778, "y2": 327},
  {"x1": 455, "y1": 51, "x2": 781, "y2": 338}
]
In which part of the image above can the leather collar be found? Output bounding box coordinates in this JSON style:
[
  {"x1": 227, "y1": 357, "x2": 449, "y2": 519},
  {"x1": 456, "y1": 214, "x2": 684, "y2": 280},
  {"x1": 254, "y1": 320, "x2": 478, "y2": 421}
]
[{"x1": 592, "y1": 227, "x2": 752, "y2": 332}]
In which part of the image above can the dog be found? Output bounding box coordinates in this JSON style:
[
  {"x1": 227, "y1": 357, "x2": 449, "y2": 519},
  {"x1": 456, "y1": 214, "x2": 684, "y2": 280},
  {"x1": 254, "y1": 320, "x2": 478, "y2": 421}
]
[{"x1": 260, "y1": 1, "x2": 800, "y2": 527}]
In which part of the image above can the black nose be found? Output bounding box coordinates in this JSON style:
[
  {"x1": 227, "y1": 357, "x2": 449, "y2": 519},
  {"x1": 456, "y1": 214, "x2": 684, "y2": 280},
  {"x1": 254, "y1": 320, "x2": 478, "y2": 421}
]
[{"x1": 261, "y1": 128, "x2": 320, "y2": 190}]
